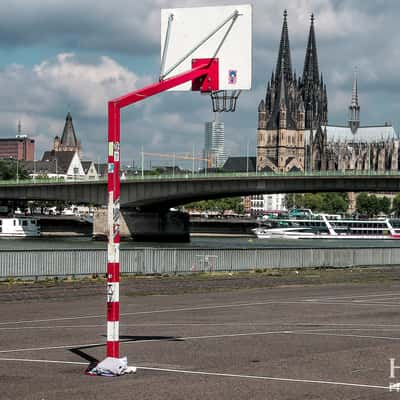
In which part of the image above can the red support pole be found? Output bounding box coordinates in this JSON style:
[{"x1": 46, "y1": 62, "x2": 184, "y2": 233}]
[
  {"x1": 104, "y1": 59, "x2": 217, "y2": 361},
  {"x1": 106, "y1": 101, "x2": 121, "y2": 358}
]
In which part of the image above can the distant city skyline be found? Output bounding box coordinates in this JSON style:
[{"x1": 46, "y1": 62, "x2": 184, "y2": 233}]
[{"x1": 0, "y1": 1, "x2": 398, "y2": 163}]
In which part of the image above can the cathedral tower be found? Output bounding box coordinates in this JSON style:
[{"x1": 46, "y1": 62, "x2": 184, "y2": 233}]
[{"x1": 256, "y1": 11, "x2": 305, "y2": 173}]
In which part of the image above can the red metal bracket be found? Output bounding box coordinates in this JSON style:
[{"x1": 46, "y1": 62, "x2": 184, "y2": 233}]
[{"x1": 191, "y1": 58, "x2": 219, "y2": 92}]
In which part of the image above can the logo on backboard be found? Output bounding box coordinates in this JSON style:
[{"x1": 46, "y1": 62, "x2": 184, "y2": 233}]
[{"x1": 228, "y1": 69, "x2": 237, "y2": 84}]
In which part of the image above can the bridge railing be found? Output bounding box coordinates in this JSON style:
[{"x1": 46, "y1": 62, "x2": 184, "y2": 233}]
[{"x1": 0, "y1": 169, "x2": 399, "y2": 185}]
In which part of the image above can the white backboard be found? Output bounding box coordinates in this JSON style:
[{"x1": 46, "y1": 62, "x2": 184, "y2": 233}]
[{"x1": 161, "y1": 4, "x2": 252, "y2": 91}]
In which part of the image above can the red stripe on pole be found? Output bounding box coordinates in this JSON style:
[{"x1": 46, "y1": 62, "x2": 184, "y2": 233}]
[
  {"x1": 107, "y1": 101, "x2": 121, "y2": 359},
  {"x1": 107, "y1": 262, "x2": 120, "y2": 282},
  {"x1": 107, "y1": 302, "x2": 119, "y2": 321},
  {"x1": 107, "y1": 341, "x2": 119, "y2": 358}
]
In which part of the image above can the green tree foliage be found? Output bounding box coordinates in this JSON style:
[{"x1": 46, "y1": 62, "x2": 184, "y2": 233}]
[
  {"x1": 378, "y1": 196, "x2": 391, "y2": 215},
  {"x1": 392, "y1": 194, "x2": 400, "y2": 217},
  {"x1": 0, "y1": 159, "x2": 29, "y2": 180},
  {"x1": 356, "y1": 193, "x2": 391, "y2": 217},
  {"x1": 185, "y1": 197, "x2": 244, "y2": 214},
  {"x1": 285, "y1": 193, "x2": 348, "y2": 214}
]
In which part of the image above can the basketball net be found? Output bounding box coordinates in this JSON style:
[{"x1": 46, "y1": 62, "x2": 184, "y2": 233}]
[{"x1": 210, "y1": 90, "x2": 241, "y2": 112}]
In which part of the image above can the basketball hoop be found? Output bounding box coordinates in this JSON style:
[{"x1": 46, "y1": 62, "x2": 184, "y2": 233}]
[{"x1": 210, "y1": 90, "x2": 241, "y2": 112}]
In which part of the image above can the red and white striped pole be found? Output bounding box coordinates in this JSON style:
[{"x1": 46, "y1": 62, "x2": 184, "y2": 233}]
[
  {"x1": 103, "y1": 61, "x2": 217, "y2": 362},
  {"x1": 107, "y1": 101, "x2": 121, "y2": 358}
]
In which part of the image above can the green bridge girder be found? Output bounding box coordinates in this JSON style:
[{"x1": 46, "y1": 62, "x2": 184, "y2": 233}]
[{"x1": 0, "y1": 171, "x2": 399, "y2": 208}]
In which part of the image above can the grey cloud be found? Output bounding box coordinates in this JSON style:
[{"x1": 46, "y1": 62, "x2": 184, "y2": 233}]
[{"x1": 0, "y1": 0, "x2": 399, "y2": 163}]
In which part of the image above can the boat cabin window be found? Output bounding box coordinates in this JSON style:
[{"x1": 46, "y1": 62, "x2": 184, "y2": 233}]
[{"x1": 22, "y1": 220, "x2": 27, "y2": 226}]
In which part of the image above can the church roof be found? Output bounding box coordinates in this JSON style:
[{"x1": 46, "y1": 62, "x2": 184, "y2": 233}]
[
  {"x1": 222, "y1": 157, "x2": 256, "y2": 172},
  {"x1": 320, "y1": 125, "x2": 398, "y2": 142},
  {"x1": 81, "y1": 161, "x2": 94, "y2": 174},
  {"x1": 20, "y1": 160, "x2": 58, "y2": 174},
  {"x1": 41, "y1": 150, "x2": 77, "y2": 173},
  {"x1": 60, "y1": 112, "x2": 78, "y2": 147}
]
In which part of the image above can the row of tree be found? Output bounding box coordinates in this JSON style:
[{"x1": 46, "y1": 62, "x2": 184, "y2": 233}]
[
  {"x1": 285, "y1": 193, "x2": 348, "y2": 214},
  {"x1": 0, "y1": 159, "x2": 28, "y2": 180},
  {"x1": 185, "y1": 197, "x2": 244, "y2": 214},
  {"x1": 286, "y1": 192, "x2": 400, "y2": 217},
  {"x1": 356, "y1": 193, "x2": 400, "y2": 217}
]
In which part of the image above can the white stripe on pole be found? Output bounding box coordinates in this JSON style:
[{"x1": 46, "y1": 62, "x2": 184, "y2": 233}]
[{"x1": 107, "y1": 321, "x2": 119, "y2": 342}]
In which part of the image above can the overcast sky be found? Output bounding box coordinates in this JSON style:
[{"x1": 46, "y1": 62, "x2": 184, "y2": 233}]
[{"x1": 0, "y1": 0, "x2": 398, "y2": 167}]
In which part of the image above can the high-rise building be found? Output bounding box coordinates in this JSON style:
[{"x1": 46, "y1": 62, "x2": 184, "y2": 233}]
[
  {"x1": 0, "y1": 122, "x2": 35, "y2": 161},
  {"x1": 204, "y1": 116, "x2": 227, "y2": 168}
]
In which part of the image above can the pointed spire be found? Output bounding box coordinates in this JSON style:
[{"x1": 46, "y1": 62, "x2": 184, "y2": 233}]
[
  {"x1": 258, "y1": 99, "x2": 266, "y2": 112},
  {"x1": 348, "y1": 67, "x2": 360, "y2": 133},
  {"x1": 17, "y1": 120, "x2": 21, "y2": 135},
  {"x1": 351, "y1": 67, "x2": 359, "y2": 106},
  {"x1": 279, "y1": 57, "x2": 287, "y2": 109},
  {"x1": 60, "y1": 112, "x2": 79, "y2": 149},
  {"x1": 275, "y1": 10, "x2": 292, "y2": 81},
  {"x1": 303, "y1": 13, "x2": 319, "y2": 85}
]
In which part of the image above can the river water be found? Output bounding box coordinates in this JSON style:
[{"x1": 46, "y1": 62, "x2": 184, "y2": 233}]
[{"x1": 2, "y1": 235, "x2": 400, "y2": 250}]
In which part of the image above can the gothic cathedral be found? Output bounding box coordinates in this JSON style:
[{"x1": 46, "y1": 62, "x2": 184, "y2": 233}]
[
  {"x1": 257, "y1": 12, "x2": 327, "y2": 173},
  {"x1": 257, "y1": 11, "x2": 398, "y2": 174}
]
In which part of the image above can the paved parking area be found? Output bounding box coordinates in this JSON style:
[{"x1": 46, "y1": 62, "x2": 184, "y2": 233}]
[{"x1": 2, "y1": 280, "x2": 400, "y2": 399}]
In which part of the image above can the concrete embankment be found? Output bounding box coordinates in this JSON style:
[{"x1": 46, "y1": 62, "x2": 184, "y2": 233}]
[{"x1": 35, "y1": 215, "x2": 258, "y2": 239}]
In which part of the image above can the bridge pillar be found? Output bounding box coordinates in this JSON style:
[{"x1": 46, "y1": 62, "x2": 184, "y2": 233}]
[{"x1": 93, "y1": 208, "x2": 190, "y2": 242}]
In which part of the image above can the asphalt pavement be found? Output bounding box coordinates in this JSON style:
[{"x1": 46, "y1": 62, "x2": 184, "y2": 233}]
[{"x1": 1, "y1": 275, "x2": 400, "y2": 399}]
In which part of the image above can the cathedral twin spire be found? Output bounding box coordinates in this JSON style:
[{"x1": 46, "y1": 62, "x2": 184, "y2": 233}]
[
  {"x1": 303, "y1": 14, "x2": 319, "y2": 86},
  {"x1": 275, "y1": 10, "x2": 292, "y2": 81},
  {"x1": 260, "y1": 10, "x2": 327, "y2": 131}
]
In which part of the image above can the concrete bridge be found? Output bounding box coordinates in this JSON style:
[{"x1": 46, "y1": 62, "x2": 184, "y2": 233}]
[
  {"x1": 1, "y1": 172, "x2": 399, "y2": 209},
  {"x1": 1, "y1": 172, "x2": 399, "y2": 241}
]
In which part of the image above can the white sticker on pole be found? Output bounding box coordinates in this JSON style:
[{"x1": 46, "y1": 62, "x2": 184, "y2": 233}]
[
  {"x1": 114, "y1": 142, "x2": 120, "y2": 162},
  {"x1": 107, "y1": 282, "x2": 119, "y2": 302}
]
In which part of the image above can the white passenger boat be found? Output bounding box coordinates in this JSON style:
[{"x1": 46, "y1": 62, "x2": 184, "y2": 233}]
[
  {"x1": 0, "y1": 217, "x2": 40, "y2": 237},
  {"x1": 253, "y1": 215, "x2": 400, "y2": 240}
]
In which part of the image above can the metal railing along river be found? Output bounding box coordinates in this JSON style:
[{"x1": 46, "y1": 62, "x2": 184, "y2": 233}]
[{"x1": 0, "y1": 247, "x2": 400, "y2": 279}]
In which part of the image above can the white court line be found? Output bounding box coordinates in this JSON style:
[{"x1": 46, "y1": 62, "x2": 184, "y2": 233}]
[
  {"x1": 304, "y1": 292, "x2": 400, "y2": 301},
  {"x1": 2, "y1": 297, "x2": 399, "y2": 327},
  {"x1": 4, "y1": 322, "x2": 400, "y2": 331},
  {"x1": 0, "y1": 321, "x2": 400, "y2": 331},
  {"x1": 0, "y1": 357, "x2": 388, "y2": 391},
  {"x1": 286, "y1": 300, "x2": 400, "y2": 307},
  {"x1": 299, "y1": 332, "x2": 400, "y2": 341},
  {"x1": 2, "y1": 289, "x2": 400, "y2": 327},
  {"x1": 0, "y1": 330, "x2": 296, "y2": 354},
  {"x1": 0, "y1": 300, "x2": 282, "y2": 326},
  {"x1": 3, "y1": 327, "x2": 400, "y2": 354}
]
